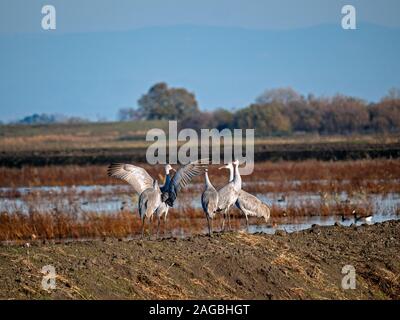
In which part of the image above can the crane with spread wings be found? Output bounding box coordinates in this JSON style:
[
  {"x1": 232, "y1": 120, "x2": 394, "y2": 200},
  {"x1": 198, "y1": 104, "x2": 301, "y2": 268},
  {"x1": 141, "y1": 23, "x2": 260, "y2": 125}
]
[{"x1": 107, "y1": 159, "x2": 208, "y2": 238}]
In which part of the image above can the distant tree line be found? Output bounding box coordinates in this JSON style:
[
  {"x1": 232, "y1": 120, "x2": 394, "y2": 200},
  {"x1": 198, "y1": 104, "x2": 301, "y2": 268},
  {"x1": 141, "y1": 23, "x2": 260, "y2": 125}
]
[
  {"x1": 10, "y1": 114, "x2": 89, "y2": 125},
  {"x1": 7, "y1": 83, "x2": 400, "y2": 136},
  {"x1": 118, "y1": 83, "x2": 400, "y2": 135}
]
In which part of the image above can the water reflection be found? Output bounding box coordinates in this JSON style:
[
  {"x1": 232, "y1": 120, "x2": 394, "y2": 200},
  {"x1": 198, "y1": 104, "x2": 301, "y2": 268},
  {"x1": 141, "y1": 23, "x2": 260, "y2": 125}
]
[{"x1": 1, "y1": 184, "x2": 399, "y2": 237}]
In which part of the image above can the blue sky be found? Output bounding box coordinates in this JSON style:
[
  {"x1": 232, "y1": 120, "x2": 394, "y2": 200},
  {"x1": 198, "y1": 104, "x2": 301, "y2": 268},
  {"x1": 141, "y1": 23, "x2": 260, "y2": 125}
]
[{"x1": 0, "y1": 1, "x2": 399, "y2": 121}]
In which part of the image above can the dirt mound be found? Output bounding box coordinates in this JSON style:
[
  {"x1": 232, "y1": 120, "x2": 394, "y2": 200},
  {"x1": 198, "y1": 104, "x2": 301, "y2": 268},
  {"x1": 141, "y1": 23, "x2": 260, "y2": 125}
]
[{"x1": 0, "y1": 221, "x2": 399, "y2": 299}]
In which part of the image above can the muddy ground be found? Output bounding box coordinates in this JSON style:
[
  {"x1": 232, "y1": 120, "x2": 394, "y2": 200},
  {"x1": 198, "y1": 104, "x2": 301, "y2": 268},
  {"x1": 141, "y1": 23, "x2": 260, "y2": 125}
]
[{"x1": 0, "y1": 221, "x2": 399, "y2": 300}]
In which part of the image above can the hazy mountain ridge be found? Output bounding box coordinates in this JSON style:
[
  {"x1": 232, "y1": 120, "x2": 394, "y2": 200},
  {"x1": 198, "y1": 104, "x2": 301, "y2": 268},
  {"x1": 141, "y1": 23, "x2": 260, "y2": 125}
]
[{"x1": 1, "y1": 23, "x2": 399, "y2": 121}]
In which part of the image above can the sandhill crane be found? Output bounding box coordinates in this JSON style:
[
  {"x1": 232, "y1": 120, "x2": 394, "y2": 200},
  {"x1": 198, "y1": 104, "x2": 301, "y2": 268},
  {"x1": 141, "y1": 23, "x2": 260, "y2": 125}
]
[
  {"x1": 235, "y1": 190, "x2": 271, "y2": 230},
  {"x1": 221, "y1": 162, "x2": 271, "y2": 230},
  {"x1": 201, "y1": 169, "x2": 219, "y2": 236},
  {"x1": 154, "y1": 164, "x2": 175, "y2": 237},
  {"x1": 108, "y1": 159, "x2": 208, "y2": 238},
  {"x1": 138, "y1": 180, "x2": 162, "y2": 238},
  {"x1": 217, "y1": 160, "x2": 241, "y2": 230}
]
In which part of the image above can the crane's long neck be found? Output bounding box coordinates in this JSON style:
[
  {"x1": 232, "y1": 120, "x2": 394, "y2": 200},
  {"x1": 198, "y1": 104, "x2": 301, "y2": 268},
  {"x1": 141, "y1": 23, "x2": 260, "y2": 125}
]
[
  {"x1": 233, "y1": 163, "x2": 242, "y2": 191},
  {"x1": 205, "y1": 171, "x2": 213, "y2": 188},
  {"x1": 164, "y1": 165, "x2": 172, "y2": 186},
  {"x1": 227, "y1": 165, "x2": 234, "y2": 182}
]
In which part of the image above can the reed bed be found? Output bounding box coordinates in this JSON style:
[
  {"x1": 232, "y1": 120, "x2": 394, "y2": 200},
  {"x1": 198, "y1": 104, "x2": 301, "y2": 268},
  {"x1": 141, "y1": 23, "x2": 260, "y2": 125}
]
[
  {"x1": 0, "y1": 201, "x2": 376, "y2": 242},
  {"x1": 0, "y1": 159, "x2": 398, "y2": 241},
  {"x1": 1, "y1": 160, "x2": 399, "y2": 196},
  {"x1": 1, "y1": 159, "x2": 399, "y2": 188}
]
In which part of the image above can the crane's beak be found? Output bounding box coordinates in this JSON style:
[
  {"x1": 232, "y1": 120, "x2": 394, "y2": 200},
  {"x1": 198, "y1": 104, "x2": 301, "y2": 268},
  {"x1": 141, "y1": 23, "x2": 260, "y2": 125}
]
[
  {"x1": 218, "y1": 165, "x2": 227, "y2": 170},
  {"x1": 170, "y1": 167, "x2": 176, "y2": 172}
]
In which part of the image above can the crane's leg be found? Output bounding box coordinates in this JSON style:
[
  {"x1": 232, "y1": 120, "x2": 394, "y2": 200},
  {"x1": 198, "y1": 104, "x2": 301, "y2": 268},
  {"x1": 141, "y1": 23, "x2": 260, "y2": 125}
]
[
  {"x1": 227, "y1": 206, "x2": 231, "y2": 231},
  {"x1": 149, "y1": 215, "x2": 153, "y2": 240},
  {"x1": 141, "y1": 217, "x2": 145, "y2": 240},
  {"x1": 164, "y1": 208, "x2": 169, "y2": 236},
  {"x1": 156, "y1": 215, "x2": 161, "y2": 239},
  {"x1": 221, "y1": 210, "x2": 226, "y2": 232},
  {"x1": 245, "y1": 214, "x2": 249, "y2": 232},
  {"x1": 206, "y1": 215, "x2": 211, "y2": 237}
]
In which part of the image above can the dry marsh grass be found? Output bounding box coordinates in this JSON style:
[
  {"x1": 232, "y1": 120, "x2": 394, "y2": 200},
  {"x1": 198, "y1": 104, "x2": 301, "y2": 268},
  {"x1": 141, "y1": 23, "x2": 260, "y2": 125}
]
[
  {"x1": 0, "y1": 122, "x2": 398, "y2": 152},
  {"x1": 0, "y1": 159, "x2": 398, "y2": 241},
  {"x1": 1, "y1": 159, "x2": 399, "y2": 193},
  {"x1": 0, "y1": 202, "x2": 376, "y2": 242}
]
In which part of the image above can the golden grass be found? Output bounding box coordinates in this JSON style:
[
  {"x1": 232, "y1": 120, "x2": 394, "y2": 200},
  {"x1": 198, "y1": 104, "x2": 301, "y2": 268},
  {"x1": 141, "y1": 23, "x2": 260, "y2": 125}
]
[
  {"x1": 1, "y1": 159, "x2": 399, "y2": 194},
  {"x1": 0, "y1": 127, "x2": 398, "y2": 152},
  {"x1": 0, "y1": 201, "x2": 376, "y2": 241}
]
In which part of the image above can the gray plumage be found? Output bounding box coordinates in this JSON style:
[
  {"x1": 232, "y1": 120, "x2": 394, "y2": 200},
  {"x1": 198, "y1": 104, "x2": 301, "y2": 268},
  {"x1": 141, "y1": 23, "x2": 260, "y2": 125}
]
[
  {"x1": 107, "y1": 163, "x2": 154, "y2": 194},
  {"x1": 108, "y1": 159, "x2": 208, "y2": 238},
  {"x1": 108, "y1": 162, "x2": 163, "y2": 238},
  {"x1": 235, "y1": 190, "x2": 271, "y2": 230},
  {"x1": 217, "y1": 161, "x2": 242, "y2": 230},
  {"x1": 201, "y1": 169, "x2": 219, "y2": 236},
  {"x1": 138, "y1": 180, "x2": 162, "y2": 238},
  {"x1": 155, "y1": 201, "x2": 169, "y2": 238}
]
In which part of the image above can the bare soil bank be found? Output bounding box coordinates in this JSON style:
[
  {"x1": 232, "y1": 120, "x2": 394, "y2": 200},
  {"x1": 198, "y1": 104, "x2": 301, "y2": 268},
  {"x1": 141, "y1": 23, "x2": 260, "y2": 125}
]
[{"x1": 0, "y1": 221, "x2": 399, "y2": 300}]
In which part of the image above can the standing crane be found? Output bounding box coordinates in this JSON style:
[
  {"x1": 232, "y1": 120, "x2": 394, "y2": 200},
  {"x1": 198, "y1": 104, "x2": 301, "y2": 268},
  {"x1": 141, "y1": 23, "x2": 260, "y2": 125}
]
[
  {"x1": 107, "y1": 159, "x2": 208, "y2": 239},
  {"x1": 221, "y1": 162, "x2": 271, "y2": 230},
  {"x1": 217, "y1": 159, "x2": 242, "y2": 230},
  {"x1": 201, "y1": 168, "x2": 219, "y2": 236},
  {"x1": 154, "y1": 164, "x2": 175, "y2": 237},
  {"x1": 235, "y1": 190, "x2": 271, "y2": 230}
]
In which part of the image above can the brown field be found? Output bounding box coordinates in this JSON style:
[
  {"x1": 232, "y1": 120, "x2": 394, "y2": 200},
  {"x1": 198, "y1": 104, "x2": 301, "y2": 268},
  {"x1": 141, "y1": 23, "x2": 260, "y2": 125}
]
[
  {"x1": 1, "y1": 121, "x2": 398, "y2": 152},
  {"x1": 1, "y1": 221, "x2": 399, "y2": 299}
]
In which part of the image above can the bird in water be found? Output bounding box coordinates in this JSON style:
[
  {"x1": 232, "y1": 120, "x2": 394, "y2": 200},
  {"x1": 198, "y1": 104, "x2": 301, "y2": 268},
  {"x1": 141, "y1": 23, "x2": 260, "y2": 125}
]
[
  {"x1": 353, "y1": 210, "x2": 373, "y2": 224},
  {"x1": 108, "y1": 159, "x2": 208, "y2": 239},
  {"x1": 341, "y1": 213, "x2": 351, "y2": 223},
  {"x1": 201, "y1": 168, "x2": 219, "y2": 236}
]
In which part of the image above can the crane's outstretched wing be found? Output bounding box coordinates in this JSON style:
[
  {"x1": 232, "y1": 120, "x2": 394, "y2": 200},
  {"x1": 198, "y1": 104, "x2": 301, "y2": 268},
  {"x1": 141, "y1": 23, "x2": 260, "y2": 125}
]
[
  {"x1": 107, "y1": 163, "x2": 154, "y2": 195},
  {"x1": 165, "y1": 158, "x2": 209, "y2": 206}
]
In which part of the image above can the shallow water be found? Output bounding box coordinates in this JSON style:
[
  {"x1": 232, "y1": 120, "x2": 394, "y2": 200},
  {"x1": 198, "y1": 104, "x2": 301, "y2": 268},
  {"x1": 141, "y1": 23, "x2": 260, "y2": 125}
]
[{"x1": 1, "y1": 183, "x2": 399, "y2": 237}]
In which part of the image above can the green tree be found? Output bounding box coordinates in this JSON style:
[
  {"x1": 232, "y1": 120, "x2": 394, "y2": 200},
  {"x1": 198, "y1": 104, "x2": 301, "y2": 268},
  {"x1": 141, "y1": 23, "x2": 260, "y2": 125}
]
[
  {"x1": 213, "y1": 108, "x2": 234, "y2": 130},
  {"x1": 234, "y1": 103, "x2": 291, "y2": 135},
  {"x1": 138, "y1": 82, "x2": 199, "y2": 120},
  {"x1": 256, "y1": 87, "x2": 302, "y2": 105}
]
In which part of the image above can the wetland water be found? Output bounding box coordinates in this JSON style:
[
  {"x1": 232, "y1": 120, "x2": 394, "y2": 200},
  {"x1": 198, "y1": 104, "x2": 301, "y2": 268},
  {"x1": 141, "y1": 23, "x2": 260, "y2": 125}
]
[{"x1": 1, "y1": 182, "x2": 399, "y2": 237}]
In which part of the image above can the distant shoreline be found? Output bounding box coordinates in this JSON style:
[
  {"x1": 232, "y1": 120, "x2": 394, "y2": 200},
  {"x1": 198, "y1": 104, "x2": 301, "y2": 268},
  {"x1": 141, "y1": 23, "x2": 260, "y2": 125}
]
[{"x1": 0, "y1": 141, "x2": 399, "y2": 167}]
